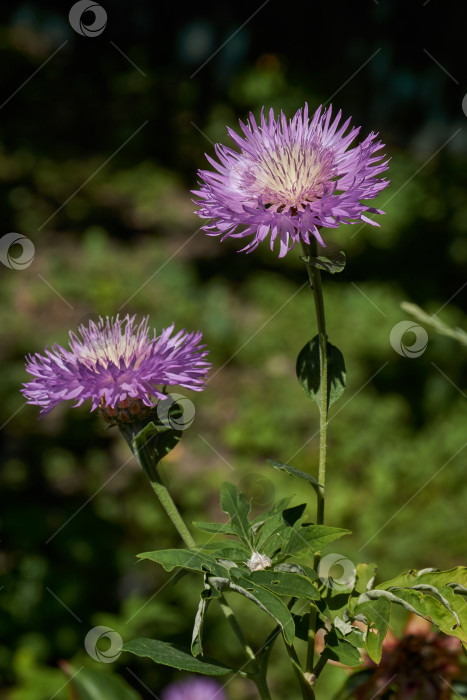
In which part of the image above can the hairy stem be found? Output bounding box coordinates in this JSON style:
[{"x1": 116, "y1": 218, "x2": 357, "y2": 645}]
[
  {"x1": 148, "y1": 472, "x2": 196, "y2": 549},
  {"x1": 123, "y1": 426, "x2": 196, "y2": 549},
  {"x1": 300, "y1": 238, "x2": 329, "y2": 676}
]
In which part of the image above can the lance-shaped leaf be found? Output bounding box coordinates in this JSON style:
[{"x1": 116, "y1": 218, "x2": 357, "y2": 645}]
[
  {"x1": 122, "y1": 639, "x2": 233, "y2": 675},
  {"x1": 220, "y1": 483, "x2": 253, "y2": 547},
  {"x1": 200, "y1": 540, "x2": 251, "y2": 562},
  {"x1": 210, "y1": 576, "x2": 295, "y2": 645},
  {"x1": 266, "y1": 458, "x2": 322, "y2": 492},
  {"x1": 137, "y1": 549, "x2": 228, "y2": 577},
  {"x1": 376, "y1": 567, "x2": 467, "y2": 644},
  {"x1": 303, "y1": 248, "x2": 346, "y2": 274},
  {"x1": 352, "y1": 597, "x2": 391, "y2": 664},
  {"x1": 296, "y1": 336, "x2": 346, "y2": 409},
  {"x1": 192, "y1": 575, "x2": 217, "y2": 656},
  {"x1": 321, "y1": 628, "x2": 363, "y2": 667},
  {"x1": 193, "y1": 522, "x2": 237, "y2": 535},
  {"x1": 359, "y1": 588, "x2": 460, "y2": 639},
  {"x1": 280, "y1": 523, "x2": 350, "y2": 557},
  {"x1": 353, "y1": 563, "x2": 378, "y2": 595},
  {"x1": 255, "y1": 504, "x2": 307, "y2": 556},
  {"x1": 131, "y1": 421, "x2": 182, "y2": 473},
  {"x1": 246, "y1": 570, "x2": 320, "y2": 600}
]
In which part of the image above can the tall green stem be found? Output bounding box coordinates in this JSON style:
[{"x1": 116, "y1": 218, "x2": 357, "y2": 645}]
[
  {"x1": 301, "y1": 239, "x2": 328, "y2": 526},
  {"x1": 301, "y1": 238, "x2": 329, "y2": 677},
  {"x1": 147, "y1": 469, "x2": 196, "y2": 549},
  {"x1": 121, "y1": 424, "x2": 196, "y2": 549}
]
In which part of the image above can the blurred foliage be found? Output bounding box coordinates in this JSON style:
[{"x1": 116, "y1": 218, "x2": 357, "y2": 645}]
[{"x1": 0, "y1": 1, "x2": 466, "y2": 699}]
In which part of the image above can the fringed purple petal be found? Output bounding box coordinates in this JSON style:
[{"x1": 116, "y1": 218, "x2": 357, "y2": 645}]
[
  {"x1": 22, "y1": 315, "x2": 211, "y2": 415},
  {"x1": 193, "y1": 103, "x2": 390, "y2": 257}
]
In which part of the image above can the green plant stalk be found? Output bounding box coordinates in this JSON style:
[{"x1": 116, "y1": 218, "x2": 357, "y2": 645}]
[
  {"x1": 300, "y1": 238, "x2": 329, "y2": 677},
  {"x1": 127, "y1": 428, "x2": 196, "y2": 549},
  {"x1": 219, "y1": 596, "x2": 275, "y2": 700},
  {"x1": 218, "y1": 594, "x2": 256, "y2": 662},
  {"x1": 128, "y1": 428, "x2": 270, "y2": 696},
  {"x1": 254, "y1": 675, "x2": 272, "y2": 700},
  {"x1": 148, "y1": 471, "x2": 197, "y2": 549},
  {"x1": 284, "y1": 638, "x2": 316, "y2": 700}
]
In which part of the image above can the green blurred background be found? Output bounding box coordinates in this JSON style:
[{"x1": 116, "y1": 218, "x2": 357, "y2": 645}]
[{"x1": 0, "y1": 1, "x2": 466, "y2": 698}]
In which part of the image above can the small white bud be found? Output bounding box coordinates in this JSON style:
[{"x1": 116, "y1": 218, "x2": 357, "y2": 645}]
[{"x1": 246, "y1": 551, "x2": 272, "y2": 572}]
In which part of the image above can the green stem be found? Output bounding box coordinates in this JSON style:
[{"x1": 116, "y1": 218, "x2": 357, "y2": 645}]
[
  {"x1": 148, "y1": 471, "x2": 196, "y2": 549},
  {"x1": 300, "y1": 238, "x2": 329, "y2": 677},
  {"x1": 310, "y1": 653, "x2": 328, "y2": 685},
  {"x1": 218, "y1": 594, "x2": 256, "y2": 662},
  {"x1": 122, "y1": 424, "x2": 196, "y2": 549},
  {"x1": 254, "y1": 676, "x2": 272, "y2": 700},
  {"x1": 284, "y1": 640, "x2": 316, "y2": 700}
]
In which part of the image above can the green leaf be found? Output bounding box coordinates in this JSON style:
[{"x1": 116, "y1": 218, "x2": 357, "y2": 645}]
[
  {"x1": 266, "y1": 458, "x2": 322, "y2": 492},
  {"x1": 359, "y1": 587, "x2": 459, "y2": 638},
  {"x1": 354, "y1": 563, "x2": 377, "y2": 595},
  {"x1": 303, "y1": 249, "x2": 346, "y2": 274},
  {"x1": 376, "y1": 567, "x2": 467, "y2": 643},
  {"x1": 250, "y1": 498, "x2": 292, "y2": 528},
  {"x1": 210, "y1": 576, "x2": 296, "y2": 645},
  {"x1": 130, "y1": 420, "x2": 182, "y2": 475},
  {"x1": 281, "y1": 524, "x2": 350, "y2": 557},
  {"x1": 220, "y1": 483, "x2": 252, "y2": 546},
  {"x1": 122, "y1": 639, "x2": 232, "y2": 675},
  {"x1": 137, "y1": 549, "x2": 228, "y2": 577},
  {"x1": 191, "y1": 575, "x2": 213, "y2": 656},
  {"x1": 353, "y1": 597, "x2": 391, "y2": 664},
  {"x1": 296, "y1": 336, "x2": 346, "y2": 409},
  {"x1": 254, "y1": 505, "x2": 306, "y2": 556},
  {"x1": 321, "y1": 628, "x2": 363, "y2": 667},
  {"x1": 200, "y1": 541, "x2": 251, "y2": 562},
  {"x1": 62, "y1": 665, "x2": 142, "y2": 700},
  {"x1": 193, "y1": 522, "x2": 237, "y2": 535},
  {"x1": 247, "y1": 570, "x2": 319, "y2": 600}
]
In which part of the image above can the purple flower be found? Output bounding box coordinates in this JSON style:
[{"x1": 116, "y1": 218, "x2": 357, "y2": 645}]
[
  {"x1": 193, "y1": 104, "x2": 390, "y2": 257},
  {"x1": 22, "y1": 315, "x2": 211, "y2": 416},
  {"x1": 162, "y1": 677, "x2": 228, "y2": 700}
]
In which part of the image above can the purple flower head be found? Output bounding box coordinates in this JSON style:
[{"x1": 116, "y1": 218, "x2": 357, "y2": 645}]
[
  {"x1": 22, "y1": 315, "x2": 211, "y2": 416},
  {"x1": 193, "y1": 104, "x2": 390, "y2": 257},
  {"x1": 162, "y1": 677, "x2": 227, "y2": 700}
]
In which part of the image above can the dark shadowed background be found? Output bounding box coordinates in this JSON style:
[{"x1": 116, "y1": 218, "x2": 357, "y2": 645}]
[{"x1": 0, "y1": 1, "x2": 466, "y2": 698}]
